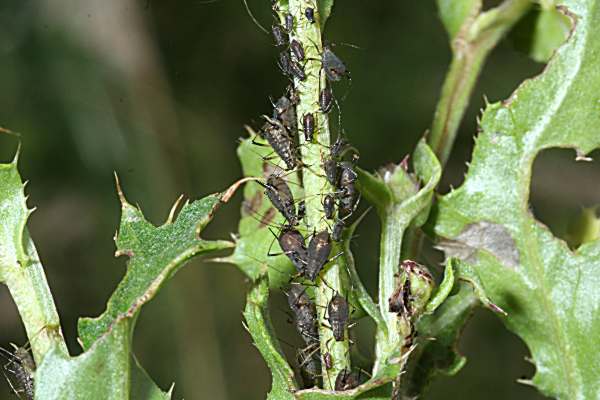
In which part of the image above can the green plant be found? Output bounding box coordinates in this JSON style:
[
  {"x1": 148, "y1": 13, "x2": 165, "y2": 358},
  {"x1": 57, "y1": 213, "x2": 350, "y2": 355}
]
[{"x1": 0, "y1": 0, "x2": 598, "y2": 399}]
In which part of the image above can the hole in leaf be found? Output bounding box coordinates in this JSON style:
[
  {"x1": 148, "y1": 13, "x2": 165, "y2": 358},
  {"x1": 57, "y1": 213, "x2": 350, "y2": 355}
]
[
  {"x1": 530, "y1": 148, "x2": 600, "y2": 249},
  {"x1": 427, "y1": 309, "x2": 548, "y2": 399}
]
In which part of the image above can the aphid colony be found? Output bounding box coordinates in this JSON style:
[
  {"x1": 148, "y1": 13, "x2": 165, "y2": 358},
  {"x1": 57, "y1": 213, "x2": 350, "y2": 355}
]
[{"x1": 245, "y1": 2, "x2": 362, "y2": 391}]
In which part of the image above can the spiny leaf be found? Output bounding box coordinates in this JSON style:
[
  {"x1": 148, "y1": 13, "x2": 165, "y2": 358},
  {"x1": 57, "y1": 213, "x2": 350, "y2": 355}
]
[
  {"x1": 78, "y1": 185, "x2": 233, "y2": 348},
  {"x1": 0, "y1": 153, "x2": 66, "y2": 362},
  {"x1": 432, "y1": 2, "x2": 600, "y2": 397}
]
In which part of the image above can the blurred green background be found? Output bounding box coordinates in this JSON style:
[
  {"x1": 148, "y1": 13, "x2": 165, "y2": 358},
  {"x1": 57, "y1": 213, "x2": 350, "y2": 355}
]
[{"x1": 1, "y1": 1, "x2": 598, "y2": 399}]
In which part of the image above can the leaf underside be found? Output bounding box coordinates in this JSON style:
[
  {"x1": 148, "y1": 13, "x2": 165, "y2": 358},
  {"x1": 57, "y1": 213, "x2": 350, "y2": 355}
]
[{"x1": 433, "y1": 1, "x2": 600, "y2": 398}]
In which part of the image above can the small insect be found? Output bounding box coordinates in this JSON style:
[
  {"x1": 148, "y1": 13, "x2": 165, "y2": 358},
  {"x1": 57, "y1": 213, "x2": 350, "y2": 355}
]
[
  {"x1": 338, "y1": 184, "x2": 359, "y2": 220},
  {"x1": 272, "y1": 24, "x2": 287, "y2": 47},
  {"x1": 0, "y1": 344, "x2": 35, "y2": 400},
  {"x1": 319, "y1": 86, "x2": 333, "y2": 113},
  {"x1": 388, "y1": 278, "x2": 408, "y2": 314},
  {"x1": 338, "y1": 161, "x2": 358, "y2": 188},
  {"x1": 323, "y1": 158, "x2": 339, "y2": 187},
  {"x1": 259, "y1": 174, "x2": 297, "y2": 225},
  {"x1": 284, "y1": 13, "x2": 294, "y2": 32},
  {"x1": 305, "y1": 7, "x2": 315, "y2": 23},
  {"x1": 260, "y1": 116, "x2": 298, "y2": 170},
  {"x1": 332, "y1": 219, "x2": 345, "y2": 242},
  {"x1": 289, "y1": 60, "x2": 306, "y2": 81},
  {"x1": 323, "y1": 194, "x2": 335, "y2": 219},
  {"x1": 277, "y1": 227, "x2": 308, "y2": 275},
  {"x1": 290, "y1": 39, "x2": 305, "y2": 61},
  {"x1": 323, "y1": 352, "x2": 333, "y2": 370},
  {"x1": 278, "y1": 51, "x2": 292, "y2": 76},
  {"x1": 334, "y1": 368, "x2": 360, "y2": 391},
  {"x1": 297, "y1": 345, "x2": 321, "y2": 388},
  {"x1": 302, "y1": 113, "x2": 315, "y2": 142},
  {"x1": 305, "y1": 230, "x2": 333, "y2": 281},
  {"x1": 272, "y1": 95, "x2": 297, "y2": 133},
  {"x1": 297, "y1": 200, "x2": 306, "y2": 221},
  {"x1": 322, "y1": 45, "x2": 350, "y2": 82},
  {"x1": 287, "y1": 284, "x2": 319, "y2": 345},
  {"x1": 327, "y1": 294, "x2": 349, "y2": 341}
]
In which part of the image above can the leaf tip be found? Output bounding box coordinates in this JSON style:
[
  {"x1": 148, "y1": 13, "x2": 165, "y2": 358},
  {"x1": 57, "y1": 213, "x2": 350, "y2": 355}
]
[
  {"x1": 167, "y1": 194, "x2": 185, "y2": 224},
  {"x1": 113, "y1": 172, "x2": 129, "y2": 208}
]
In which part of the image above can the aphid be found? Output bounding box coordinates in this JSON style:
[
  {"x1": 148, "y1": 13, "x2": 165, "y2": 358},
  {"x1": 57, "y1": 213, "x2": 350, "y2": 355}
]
[
  {"x1": 298, "y1": 345, "x2": 321, "y2": 388},
  {"x1": 261, "y1": 116, "x2": 298, "y2": 170},
  {"x1": 297, "y1": 200, "x2": 306, "y2": 221},
  {"x1": 305, "y1": 7, "x2": 315, "y2": 23},
  {"x1": 289, "y1": 60, "x2": 306, "y2": 81},
  {"x1": 338, "y1": 161, "x2": 358, "y2": 188},
  {"x1": 272, "y1": 96, "x2": 297, "y2": 133},
  {"x1": 322, "y1": 45, "x2": 350, "y2": 82},
  {"x1": 323, "y1": 158, "x2": 340, "y2": 187},
  {"x1": 278, "y1": 51, "x2": 292, "y2": 76},
  {"x1": 338, "y1": 184, "x2": 359, "y2": 220},
  {"x1": 323, "y1": 194, "x2": 335, "y2": 219},
  {"x1": 327, "y1": 294, "x2": 349, "y2": 341},
  {"x1": 323, "y1": 352, "x2": 333, "y2": 370},
  {"x1": 284, "y1": 13, "x2": 294, "y2": 32},
  {"x1": 388, "y1": 278, "x2": 408, "y2": 314},
  {"x1": 277, "y1": 227, "x2": 308, "y2": 275},
  {"x1": 272, "y1": 24, "x2": 287, "y2": 47},
  {"x1": 305, "y1": 230, "x2": 332, "y2": 281},
  {"x1": 302, "y1": 113, "x2": 315, "y2": 142},
  {"x1": 287, "y1": 284, "x2": 319, "y2": 345},
  {"x1": 319, "y1": 86, "x2": 333, "y2": 113},
  {"x1": 0, "y1": 345, "x2": 35, "y2": 400},
  {"x1": 332, "y1": 219, "x2": 345, "y2": 242},
  {"x1": 260, "y1": 174, "x2": 297, "y2": 225},
  {"x1": 334, "y1": 368, "x2": 360, "y2": 391},
  {"x1": 290, "y1": 39, "x2": 305, "y2": 61}
]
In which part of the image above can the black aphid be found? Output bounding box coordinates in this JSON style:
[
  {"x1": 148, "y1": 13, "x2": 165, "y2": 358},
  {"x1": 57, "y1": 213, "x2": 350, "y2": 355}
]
[
  {"x1": 289, "y1": 60, "x2": 306, "y2": 81},
  {"x1": 305, "y1": 7, "x2": 315, "y2": 23},
  {"x1": 302, "y1": 113, "x2": 315, "y2": 142},
  {"x1": 338, "y1": 183, "x2": 358, "y2": 220},
  {"x1": 388, "y1": 278, "x2": 408, "y2": 314},
  {"x1": 261, "y1": 116, "x2": 298, "y2": 170},
  {"x1": 297, "y1": 200, "x2": 306, "y2": 221},
  {"x1": 331, "y1": 136, "x2": 350, "y2": 160},
  {"x1": 334, "y1": 368, "x2": 360, "y2": 391},
  {"x1": 260, "y1": 174, "x2": 297, "y2": 225},
  {"x1": 323, "y1": 158, "x2": 339, "y2": 187},
  {"x1": 288, "y1": 284, "x2": 319, "y2": 345},
  {"x1": 327, "y1": 294, "x2": 349, "y2": 341},
  {"x1": 319, "y1": 86, "x2": 333, "y2": 113},
  {"x1": 278, "y1": 51, "x2": 292, "y2": 76},
  {"x1": 322, "y1": 45, "x2": 350, "y2": 82},
  {"x1": 272, "y1": 96, "x2": 297, "y2": 133},
  {"x1": 323, "y1": 194, "x2": 335, "y2": 219},
  {"x1": 272, "y1": 24, "x2": 287, "y2": 47},
  {"x1": 298, "y1": 345, "x2": 321, "y2": 388},
  {"x1": 332, "y1": 219, "x2": 345, "y2": 242},
  {"x1": 0, "y1": 345, "x2": 35, "y2": 400},
  {"x1": 284, "y1": 13, "x2": 294, "y2": 32},
  {"x1": 338, "y1": 161, "x2": 358, "y2": 188},
  {"x1": 277, "y1": 228, "x2": 308, "y2": 275},
  {"x1": 290, "y1": 39, "x2": 305, "y2": 61},
  {"x1": 305, "y1": 230, "x2": 332, "y2": 281}
]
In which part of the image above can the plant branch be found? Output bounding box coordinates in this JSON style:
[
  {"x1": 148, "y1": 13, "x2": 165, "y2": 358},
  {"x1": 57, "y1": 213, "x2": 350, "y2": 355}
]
[
  {"x1": 284, "y1": 0, "x2": 351, "y2": 388},
  {"x1": 429, "y1": 0, "x2": 531, "y2": 166}
]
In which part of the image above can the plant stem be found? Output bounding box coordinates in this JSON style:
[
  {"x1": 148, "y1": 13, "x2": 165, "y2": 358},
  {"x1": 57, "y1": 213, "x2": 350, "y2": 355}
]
[
  {"x1": 429, "y1": 0, "x2": 531, "y2": 166},
  {"x1": 283, "y1": 0, "x2": 351, "y2": 389},
  {"x1": 5, "y1": 229, "x2": 67, "y2": 364}
]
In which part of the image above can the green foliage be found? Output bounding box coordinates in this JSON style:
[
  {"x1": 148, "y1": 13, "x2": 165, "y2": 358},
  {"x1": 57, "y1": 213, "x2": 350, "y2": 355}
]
[
  {"x1": 436, "y1": 0, "x2": 481, "y2": 40},
  {"x1": 433, "y1": 1, "x2": 600, "y2": 397}
]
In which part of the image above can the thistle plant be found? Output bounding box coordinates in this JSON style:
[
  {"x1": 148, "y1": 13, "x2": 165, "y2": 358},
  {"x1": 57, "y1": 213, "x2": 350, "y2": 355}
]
[{"x1": 0, "y1": 1, "x2": 599, "y2": 399}]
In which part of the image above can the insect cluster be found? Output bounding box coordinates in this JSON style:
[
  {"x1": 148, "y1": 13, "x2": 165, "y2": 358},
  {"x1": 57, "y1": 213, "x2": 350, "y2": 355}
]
[
  {"x1": 0, "y1": 344, "x2": 35, "y2": 400},
  {"x1": 241, "y1": 1, "x2": 364, "y2": 391}
]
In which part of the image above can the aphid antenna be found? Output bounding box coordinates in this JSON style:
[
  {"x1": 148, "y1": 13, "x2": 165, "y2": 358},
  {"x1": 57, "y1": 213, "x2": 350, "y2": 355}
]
[
  {"x1": 238, "y1": 252, "x2": 290, "y2": 278},
  {"x1": 242, "y1": 0, "x2": 269, "y2": 34}
]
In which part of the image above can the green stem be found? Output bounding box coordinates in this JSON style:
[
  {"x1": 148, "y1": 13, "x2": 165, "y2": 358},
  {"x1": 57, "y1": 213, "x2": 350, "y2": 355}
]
[
  {"x1": 374, "y1": 207, "x2": 411, "y2": 374},
  {"x1": 5, "y1": 229, "x2": 67, "y2": 364},
  {"x1": 428, "y1": 0, "x2": 531, "y2": 166},
  {"x1": 284, "y1": 0, "x2": 351, "y2": 389}
]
